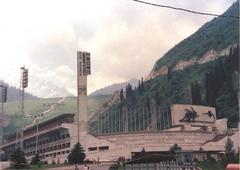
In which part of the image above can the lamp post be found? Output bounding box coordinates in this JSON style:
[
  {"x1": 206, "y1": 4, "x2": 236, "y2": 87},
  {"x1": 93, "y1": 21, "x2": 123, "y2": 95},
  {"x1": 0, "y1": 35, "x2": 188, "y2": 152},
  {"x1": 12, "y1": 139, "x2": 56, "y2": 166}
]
[
  {"x1": 35, "y1": 117, "x2": 39, "y2": 154},
  {"x1": 26, "y1": 112, "x2": 43, "y2": 156}
]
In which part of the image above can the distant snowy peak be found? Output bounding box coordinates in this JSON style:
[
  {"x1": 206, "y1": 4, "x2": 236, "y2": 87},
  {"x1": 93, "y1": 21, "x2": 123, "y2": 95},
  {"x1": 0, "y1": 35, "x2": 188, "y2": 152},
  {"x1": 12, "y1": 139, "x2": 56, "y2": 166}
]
[{"x1": 27, "y1": 76, "x2": 72, "y2": 98}]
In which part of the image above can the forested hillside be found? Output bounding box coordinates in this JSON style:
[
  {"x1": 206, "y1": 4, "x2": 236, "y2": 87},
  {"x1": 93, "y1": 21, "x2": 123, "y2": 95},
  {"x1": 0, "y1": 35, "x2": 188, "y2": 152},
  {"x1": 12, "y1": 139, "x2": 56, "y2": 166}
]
[
  {"x1": 89, "y1": 2, "x2": 240, "y2": 133},
  {"x1": 148, "y1": 1, "x2": 239, "y2": 79}
]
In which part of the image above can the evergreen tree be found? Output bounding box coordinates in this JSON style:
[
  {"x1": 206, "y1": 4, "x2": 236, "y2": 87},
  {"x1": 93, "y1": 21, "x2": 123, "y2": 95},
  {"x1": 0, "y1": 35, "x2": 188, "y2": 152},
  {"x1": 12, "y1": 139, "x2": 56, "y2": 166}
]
[
  {"x1": 126, "y1": 84, "x2": 133, "y2": 100},
  {"x1": 191, "y1": 81, "x2": 201, "y2": 105},
  {"x1": 229, "y1": 45, "x2": 239, "y2": 72},
  {"x1": 138, "y1": 79, "x2": 143, "y2": 93},
  {"x1": 224, "y1": 137, "x2": 239, "y2": 166},
  {"x1": 68, "y1": 142, "x2": 86, "y2": 164},
  {"x1": 31, "y1": 152, "x2": 40, "y2": 165},
  {"x1": 167, "y1": 66, "x2": 172, "y2": 81},
  {"x1": 141, "y1": 77, "x2": 144, "y2": 91},
  {"x1": 204, "y1": 72, "x2": 217, "y2": 107},
  {"x1": 120, "y1": 89, "x2": 124, "y2": 102},
  {"x1": 146, "y1": 95, "x2": 150, "y2": 111},
  {"x1": 214, "y1": 59, "x2": 225, "y2": 92},
  {"x1": 10, "y1": 147, "x2": 27, "y2": 169}
]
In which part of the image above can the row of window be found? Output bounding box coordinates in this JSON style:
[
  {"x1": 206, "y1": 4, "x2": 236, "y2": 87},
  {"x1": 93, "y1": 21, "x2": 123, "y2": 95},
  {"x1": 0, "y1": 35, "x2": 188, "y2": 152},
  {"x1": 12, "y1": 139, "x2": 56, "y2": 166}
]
[
  {"x1": 24, "y1": 134, "x2": 70, "y2": 149},
  {"x1": 38, "y1": 134, "x2": 70, "y2": 145},
  {"x1": 25, "y1": 142, "x2": 71, "y2": 156},
  {"x1": 45, "y1": 150, "x2": 70, "y2": 158},
  {"x1": 88, "y1": 146, "x2": 109, "y2": 152}
]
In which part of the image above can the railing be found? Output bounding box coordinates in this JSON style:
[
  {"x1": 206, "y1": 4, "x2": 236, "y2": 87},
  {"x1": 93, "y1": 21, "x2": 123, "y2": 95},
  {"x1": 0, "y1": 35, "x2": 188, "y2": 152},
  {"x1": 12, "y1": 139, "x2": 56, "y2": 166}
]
[
  {"x1": 124, "y1": 162, "x2": 197, "y2": 170},
  {"x1": 24, "y1": 138, "x2": 70, "y2": 153}
]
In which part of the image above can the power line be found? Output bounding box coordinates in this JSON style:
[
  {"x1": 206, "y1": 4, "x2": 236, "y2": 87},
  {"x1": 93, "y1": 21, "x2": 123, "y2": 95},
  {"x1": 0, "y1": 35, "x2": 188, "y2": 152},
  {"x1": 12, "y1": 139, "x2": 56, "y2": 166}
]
[{"x1": 132, "y1": 0, "x2": 239, "y2": 19}]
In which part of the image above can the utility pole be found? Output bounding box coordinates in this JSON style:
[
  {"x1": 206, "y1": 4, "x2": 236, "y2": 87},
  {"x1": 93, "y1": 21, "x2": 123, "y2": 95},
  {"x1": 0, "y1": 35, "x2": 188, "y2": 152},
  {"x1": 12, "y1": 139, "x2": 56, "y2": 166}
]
[{"x1": 98, "y1": 112, "x2": 100, "y2": 135}]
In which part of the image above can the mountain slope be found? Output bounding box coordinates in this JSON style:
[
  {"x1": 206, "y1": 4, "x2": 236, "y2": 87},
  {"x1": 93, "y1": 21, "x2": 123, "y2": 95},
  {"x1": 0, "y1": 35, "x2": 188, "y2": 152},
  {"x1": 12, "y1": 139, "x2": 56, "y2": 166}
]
[
  {"x1": 89, "y1": 2, "x2": 240, "y2": 133},
  {"x1": 148, "y1": 1, "x2": 239, "y2": 79},
  {"x1": 90, "y1": 79, "x2": 138, "y2": 96},
  {"x1": 3, "y1": 95, "x2": 110, "y2": 137}
]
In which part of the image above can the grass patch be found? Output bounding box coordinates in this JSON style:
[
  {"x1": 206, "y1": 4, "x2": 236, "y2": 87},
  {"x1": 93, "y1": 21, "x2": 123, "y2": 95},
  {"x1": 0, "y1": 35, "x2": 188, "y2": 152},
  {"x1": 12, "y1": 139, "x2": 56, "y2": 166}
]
[
  {"x1": 198, "y1": 161, "x2": 225, "y2": 170},
  {"x1": 3, "y1": 95, "x2": 110, "y2": 138}
]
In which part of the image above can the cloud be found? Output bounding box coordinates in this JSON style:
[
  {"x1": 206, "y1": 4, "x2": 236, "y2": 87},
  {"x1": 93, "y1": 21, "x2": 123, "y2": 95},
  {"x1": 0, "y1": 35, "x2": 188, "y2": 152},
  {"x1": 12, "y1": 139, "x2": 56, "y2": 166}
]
[{"x1": 0, "y1": 0, "x2": 235, "y2": 97}]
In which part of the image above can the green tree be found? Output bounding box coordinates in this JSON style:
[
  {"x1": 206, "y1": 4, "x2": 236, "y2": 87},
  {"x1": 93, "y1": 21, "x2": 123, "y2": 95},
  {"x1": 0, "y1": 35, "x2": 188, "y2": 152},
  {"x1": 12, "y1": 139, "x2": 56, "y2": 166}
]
[
  {"x1": 223, "y1": 137, "x2": 238, "y2": 166},
  {"x1": 10, "y1": 147, "x2": 27, "y2": 169},
  {"x1": 120, "y1": 89, "x2": 124, "y2": 102},
  {"x1": 169, "y1": 144, "x2": 182, "y2": 155},
  {"x1": 31, "y1": 152, "x2": 40, "y2": 165},
  {"x1": 167, "y1": 66, "x2": 172, "y2": 81},
  {"x1": 68, "y1": 142, "x2": 86, "y2": 164},
  {"x1": 191, "y1": 81, "x2": 202, "y2": 105},
  {"x1": 141, "y1": 77, "x2": 144, "y2": 91}
]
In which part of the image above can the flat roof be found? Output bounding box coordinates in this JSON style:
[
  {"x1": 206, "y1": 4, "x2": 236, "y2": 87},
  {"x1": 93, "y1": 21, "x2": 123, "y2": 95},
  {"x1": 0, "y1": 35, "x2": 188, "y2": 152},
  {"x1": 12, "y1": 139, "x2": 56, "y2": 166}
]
[
  {"x1": 25, "y1": 113, "x2": 75, "y2": 131},
  {"x1": 7, "y1": 113, "x2": 75, "y2": 139}
]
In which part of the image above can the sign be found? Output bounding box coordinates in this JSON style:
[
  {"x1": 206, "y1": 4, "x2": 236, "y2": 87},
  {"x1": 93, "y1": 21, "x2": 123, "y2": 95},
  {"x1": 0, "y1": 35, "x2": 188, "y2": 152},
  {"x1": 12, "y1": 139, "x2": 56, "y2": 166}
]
[
  {"x1": 77, "y1": 51, "x2": 91, "y2": 76},
  {"x1": 171, "y1": 104, "x2": 216, "y2": 127}
]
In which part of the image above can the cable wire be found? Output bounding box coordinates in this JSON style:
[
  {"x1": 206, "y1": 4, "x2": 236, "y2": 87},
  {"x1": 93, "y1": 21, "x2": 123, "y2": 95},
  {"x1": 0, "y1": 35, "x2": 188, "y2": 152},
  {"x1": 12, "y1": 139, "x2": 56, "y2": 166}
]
[{"x1": 132, "y1": 0, "x2": 239, "y2": 19}]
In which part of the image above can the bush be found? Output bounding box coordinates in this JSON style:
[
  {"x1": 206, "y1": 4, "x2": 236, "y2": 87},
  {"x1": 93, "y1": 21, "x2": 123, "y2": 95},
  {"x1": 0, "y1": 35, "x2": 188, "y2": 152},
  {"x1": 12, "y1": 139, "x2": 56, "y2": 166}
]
[
  {"x1": 169, "y1": 144, "x2": 182, "y2": 155},
  {"x1": 207, "y1": 156, "x2": 216, "y2": 163},
  {"x1": 52, "y1": 160, "x2": 56, "y2": 165},
  {"x1": 31, "y1": 153, "x2": 40, "y2": 165},
  {"x1": 109, "y1": 163, "x2": 121, "y2": 170}
]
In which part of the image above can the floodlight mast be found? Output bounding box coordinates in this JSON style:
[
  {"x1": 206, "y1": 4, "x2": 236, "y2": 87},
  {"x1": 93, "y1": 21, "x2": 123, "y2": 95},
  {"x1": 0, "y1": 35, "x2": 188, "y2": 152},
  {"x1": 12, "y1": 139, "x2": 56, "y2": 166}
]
[
  {"x1": 0, "y1": 85, "x2": 7, "y2": 146},
  {"x1": 19, "y1": 66, "x2": 28, "y2": 150},
  {"x1": 77, "y1": 51, "x2": 91, "y2": 147}
]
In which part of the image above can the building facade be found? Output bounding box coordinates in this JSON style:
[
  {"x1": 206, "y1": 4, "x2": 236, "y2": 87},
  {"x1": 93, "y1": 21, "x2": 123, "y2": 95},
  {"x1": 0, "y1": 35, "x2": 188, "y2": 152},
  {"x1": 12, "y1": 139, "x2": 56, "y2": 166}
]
[{"x1": 0, "y1": 114, "x2": 76, "y2": 163}]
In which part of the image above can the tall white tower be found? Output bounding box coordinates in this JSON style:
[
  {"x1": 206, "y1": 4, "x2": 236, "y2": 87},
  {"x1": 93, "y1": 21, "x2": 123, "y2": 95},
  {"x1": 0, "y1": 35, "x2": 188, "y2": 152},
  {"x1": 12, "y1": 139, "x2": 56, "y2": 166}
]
[{"x1": 77, "y1": 51, "x2": 91, "y2": 145}]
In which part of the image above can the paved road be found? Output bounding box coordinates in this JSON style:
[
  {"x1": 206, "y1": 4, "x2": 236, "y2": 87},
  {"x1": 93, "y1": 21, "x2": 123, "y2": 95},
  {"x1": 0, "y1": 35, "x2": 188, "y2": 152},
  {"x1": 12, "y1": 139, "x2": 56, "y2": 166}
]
[{"x1": 46, "y1": 164, "x2": 111, "y2": 170}]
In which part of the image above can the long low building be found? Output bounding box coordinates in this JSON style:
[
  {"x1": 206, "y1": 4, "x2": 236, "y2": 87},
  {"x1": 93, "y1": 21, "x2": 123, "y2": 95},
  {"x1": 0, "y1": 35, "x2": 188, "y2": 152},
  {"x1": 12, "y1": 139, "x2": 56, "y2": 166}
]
[
  {"x1": 0, "y1": 114, "x2": 75, "y2": 163},
  {"x1": 0, "y1": 112, "x2": 239, "y2": 164}
]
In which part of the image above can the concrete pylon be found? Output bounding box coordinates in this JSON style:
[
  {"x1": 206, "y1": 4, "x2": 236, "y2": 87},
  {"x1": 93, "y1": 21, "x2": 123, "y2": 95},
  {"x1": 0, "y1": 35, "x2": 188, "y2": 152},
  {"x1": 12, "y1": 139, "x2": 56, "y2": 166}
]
[{"x1": 77, "y1": 51, "x2": 91, "y2": 148}]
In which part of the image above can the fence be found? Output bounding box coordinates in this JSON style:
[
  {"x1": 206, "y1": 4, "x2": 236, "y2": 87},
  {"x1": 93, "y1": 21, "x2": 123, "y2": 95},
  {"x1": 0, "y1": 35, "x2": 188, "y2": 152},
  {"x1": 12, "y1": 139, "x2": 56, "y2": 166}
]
[{"x1": 124, "y1": 162, "x2": 197, "y2": 170}]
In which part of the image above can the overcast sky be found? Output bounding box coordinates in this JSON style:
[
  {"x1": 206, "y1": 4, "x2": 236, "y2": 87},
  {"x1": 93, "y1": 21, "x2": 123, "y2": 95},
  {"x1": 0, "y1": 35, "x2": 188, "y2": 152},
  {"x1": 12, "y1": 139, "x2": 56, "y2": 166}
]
[{"x1": 0, "y1": 0, "x2": 235, "y2": 97}]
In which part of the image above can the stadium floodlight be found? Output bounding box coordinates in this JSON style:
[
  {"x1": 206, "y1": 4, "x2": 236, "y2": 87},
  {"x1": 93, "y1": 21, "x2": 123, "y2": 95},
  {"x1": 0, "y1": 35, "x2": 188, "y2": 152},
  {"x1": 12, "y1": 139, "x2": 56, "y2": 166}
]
[
  {"x1": 0, "y1": 86, "x2": 7, "y2": 103},
  {"x1": 18, "y1": 66, "x2": 29, "y2": 150},
  {"x1": 0, "y1": 85, "x2": 7, "y2": 146},
  {"x1": 21, "y1": 67, "x2": 28, "y2": 88}
]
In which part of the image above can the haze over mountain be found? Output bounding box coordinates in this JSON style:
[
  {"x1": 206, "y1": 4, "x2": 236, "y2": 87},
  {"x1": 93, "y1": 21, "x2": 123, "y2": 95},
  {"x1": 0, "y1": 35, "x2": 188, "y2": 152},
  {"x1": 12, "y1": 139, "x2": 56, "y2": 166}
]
[{"x1": 90, "y1": 79, "x2": 138, "y2": 96}]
